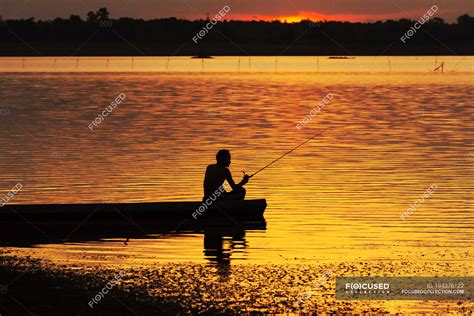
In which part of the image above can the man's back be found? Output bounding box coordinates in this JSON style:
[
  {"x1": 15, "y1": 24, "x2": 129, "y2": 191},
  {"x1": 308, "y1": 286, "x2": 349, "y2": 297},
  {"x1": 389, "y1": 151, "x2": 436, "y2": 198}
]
[{"x1": 203, "y1": 163, "x2": 229, "y2": 197}]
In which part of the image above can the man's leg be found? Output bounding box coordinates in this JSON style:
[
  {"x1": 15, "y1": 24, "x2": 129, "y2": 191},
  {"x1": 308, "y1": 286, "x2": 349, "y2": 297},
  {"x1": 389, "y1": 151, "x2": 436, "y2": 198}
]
[{"x1": 224, "y1": 187, "x2": 246, "y2": 200}]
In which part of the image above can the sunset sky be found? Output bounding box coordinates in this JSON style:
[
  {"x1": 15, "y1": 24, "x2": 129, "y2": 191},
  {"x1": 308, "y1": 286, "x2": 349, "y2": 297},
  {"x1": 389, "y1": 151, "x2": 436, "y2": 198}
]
[{"x1": 1, "y1": 0, "x2": 473, "y2": 22}]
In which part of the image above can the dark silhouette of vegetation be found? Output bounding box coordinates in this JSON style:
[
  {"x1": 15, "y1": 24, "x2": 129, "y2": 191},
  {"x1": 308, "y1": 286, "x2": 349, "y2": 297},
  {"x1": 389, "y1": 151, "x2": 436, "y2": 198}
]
[{"x1": 0, "y1": 8, "x2": 473, "y2": 56}]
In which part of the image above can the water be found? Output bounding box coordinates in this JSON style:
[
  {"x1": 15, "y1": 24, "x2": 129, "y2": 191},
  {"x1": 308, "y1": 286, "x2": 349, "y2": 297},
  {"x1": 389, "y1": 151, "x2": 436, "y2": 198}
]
[
  {"x1": 0, "y1": 56, "x2": 473, "y2": 73},
  {"x1": 0, "y1": 56, "x2": 473, "y2": 313}
]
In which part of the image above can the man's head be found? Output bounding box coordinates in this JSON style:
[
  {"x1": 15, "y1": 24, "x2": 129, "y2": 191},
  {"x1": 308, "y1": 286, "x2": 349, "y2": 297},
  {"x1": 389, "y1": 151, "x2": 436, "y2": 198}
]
[{"x1": 216, "y1": 149, "x2": 231, "y2": 167}]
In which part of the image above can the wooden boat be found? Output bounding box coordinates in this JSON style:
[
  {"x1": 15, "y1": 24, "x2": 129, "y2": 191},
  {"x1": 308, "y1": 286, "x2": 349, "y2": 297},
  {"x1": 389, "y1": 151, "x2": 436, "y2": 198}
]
[
  {"x1": 191, "y1": 54, "x2": 213, "y2": 59},
  {"x1": 0, "y1": 199, "x2": 267, "y2": 222},
  {"x1": 328, "y1": 56, "x2": 355, "y2": 59},
  {"x1": 0, "y1": 215, "x2": 267, "y2": 246}
]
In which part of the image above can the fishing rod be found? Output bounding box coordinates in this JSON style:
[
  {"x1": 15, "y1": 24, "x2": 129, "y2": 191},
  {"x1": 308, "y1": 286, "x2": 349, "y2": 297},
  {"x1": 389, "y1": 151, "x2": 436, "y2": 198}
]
[{"x1": 244, "y1": 128, "x2": 328, "y2": 179}]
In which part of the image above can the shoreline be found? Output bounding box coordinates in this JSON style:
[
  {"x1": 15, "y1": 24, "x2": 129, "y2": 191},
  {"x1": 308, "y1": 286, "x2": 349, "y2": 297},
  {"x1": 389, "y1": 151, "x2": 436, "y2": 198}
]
[
  {"x1": 0, "y1": 256, "x2": 180, "y2": 315},
  {"x1": 1, "y1": 52, "x2": 474, "y2": 57},
  {"x1": 1, "y1": 254, "x2": 473, "y2": 315},
  {"x1": 0, "y1": 256, "x2": 181, "y2": 315}
]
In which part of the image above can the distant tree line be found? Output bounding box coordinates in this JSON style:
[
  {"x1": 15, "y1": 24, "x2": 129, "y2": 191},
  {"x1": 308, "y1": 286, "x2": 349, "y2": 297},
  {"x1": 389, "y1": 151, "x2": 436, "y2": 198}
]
[{"x1": 0, "y1": 8, "x2": 474, "y2": 56}]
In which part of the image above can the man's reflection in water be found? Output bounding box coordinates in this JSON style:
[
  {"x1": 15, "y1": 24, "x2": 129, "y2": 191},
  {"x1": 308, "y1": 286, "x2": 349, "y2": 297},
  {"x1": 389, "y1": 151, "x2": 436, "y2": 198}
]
[{"x1": 203, "y1": 227, "x2": 246, "y2": 278}]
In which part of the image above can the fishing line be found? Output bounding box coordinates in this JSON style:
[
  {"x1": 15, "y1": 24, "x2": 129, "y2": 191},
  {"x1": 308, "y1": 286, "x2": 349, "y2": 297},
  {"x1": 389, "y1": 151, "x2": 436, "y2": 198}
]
[{"x1": 245, "y1": 128, "x2": 328, "y2": 178}]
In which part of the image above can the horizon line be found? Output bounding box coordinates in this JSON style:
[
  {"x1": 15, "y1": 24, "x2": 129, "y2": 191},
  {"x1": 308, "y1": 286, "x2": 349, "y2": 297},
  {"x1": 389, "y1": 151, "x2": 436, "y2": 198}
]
[{"x1": 2, "y1": 14, "x2": 470, "y2": 24}]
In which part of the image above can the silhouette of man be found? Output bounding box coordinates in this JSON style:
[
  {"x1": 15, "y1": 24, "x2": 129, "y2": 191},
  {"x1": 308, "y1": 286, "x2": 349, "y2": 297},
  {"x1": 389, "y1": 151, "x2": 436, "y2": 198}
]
[{"x1": 204, "y1": 149, "x2": 250, "y2": 201}]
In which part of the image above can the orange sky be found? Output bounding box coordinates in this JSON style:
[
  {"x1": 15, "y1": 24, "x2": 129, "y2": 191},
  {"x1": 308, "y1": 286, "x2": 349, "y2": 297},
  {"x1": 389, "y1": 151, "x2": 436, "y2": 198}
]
[
  {"x1": 2, "y1": 0, "x2": 473, "y2": 23},
  {"x1": 228, "y1": 11, "x2": 420, "y2": 23}
]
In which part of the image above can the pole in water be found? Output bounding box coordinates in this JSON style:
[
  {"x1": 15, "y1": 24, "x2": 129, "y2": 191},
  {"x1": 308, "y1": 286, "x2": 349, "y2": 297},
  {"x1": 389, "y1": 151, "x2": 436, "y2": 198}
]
[{"x1": 246, "y1": 128, "x2": 328, "y2": 178}]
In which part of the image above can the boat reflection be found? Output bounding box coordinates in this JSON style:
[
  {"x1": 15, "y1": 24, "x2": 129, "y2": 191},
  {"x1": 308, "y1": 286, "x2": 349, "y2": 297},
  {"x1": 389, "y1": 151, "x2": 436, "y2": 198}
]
[{"x1": 0, "y1": 216, "x2": 266, "y2": 264}]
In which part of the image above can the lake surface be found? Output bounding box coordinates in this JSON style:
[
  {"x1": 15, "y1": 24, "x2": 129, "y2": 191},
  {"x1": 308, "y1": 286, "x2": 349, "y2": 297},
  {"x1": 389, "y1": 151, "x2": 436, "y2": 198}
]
[
  {"x1": 1, "y1": 55, "x2": 473, "y2": 73},
  {"x1": 0, "y1": 56, "x2": 473, "y2": 313}
]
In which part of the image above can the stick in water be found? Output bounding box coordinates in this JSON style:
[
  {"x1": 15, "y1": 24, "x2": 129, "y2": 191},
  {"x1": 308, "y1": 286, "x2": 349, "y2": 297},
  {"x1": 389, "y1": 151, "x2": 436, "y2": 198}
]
[{"x1": 245, "y1": 128, "x2": 328, "y2": 178}]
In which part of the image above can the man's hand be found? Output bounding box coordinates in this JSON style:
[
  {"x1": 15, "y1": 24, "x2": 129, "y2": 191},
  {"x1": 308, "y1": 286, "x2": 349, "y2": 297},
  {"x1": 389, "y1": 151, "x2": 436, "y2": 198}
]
[{"x1": 241, "y1": 174, "x2": 251, "y2": 186}]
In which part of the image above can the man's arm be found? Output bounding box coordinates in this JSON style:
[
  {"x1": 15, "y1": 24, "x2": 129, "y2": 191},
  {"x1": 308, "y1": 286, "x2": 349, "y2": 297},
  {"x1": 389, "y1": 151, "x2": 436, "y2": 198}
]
[
  {"x1": 225, "y1": 169, "x2": 250, "y2": 190},
  {"x1": 225, "y1": 169, "x2": 238, "y2": 190}
]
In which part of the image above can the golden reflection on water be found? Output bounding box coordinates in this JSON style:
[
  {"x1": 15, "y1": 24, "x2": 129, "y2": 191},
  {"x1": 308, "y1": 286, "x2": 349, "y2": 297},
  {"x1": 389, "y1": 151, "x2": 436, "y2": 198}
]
[
  {"x1": 0, "y1": 59, "x2": 472, "y2": 271},
  {"x1": 0, "y1": 56, "x2": 473, "y2": 73}
]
